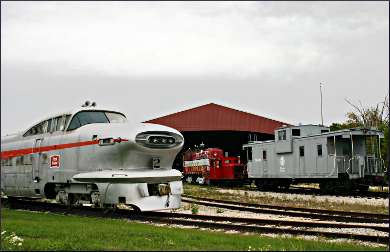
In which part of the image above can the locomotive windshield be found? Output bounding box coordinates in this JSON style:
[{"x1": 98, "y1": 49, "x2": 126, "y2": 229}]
[{"x1": 67, "y1": 111, "x2": 126, "y2": 131}]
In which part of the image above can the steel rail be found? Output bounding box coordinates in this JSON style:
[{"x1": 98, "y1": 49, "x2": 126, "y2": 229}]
[
  {"x1": 144, "y1": 217, "x2": 389, "y2": 245},
  {"x1": 2, "y1": 198, "x2": 388, "y2": 245},
  {"x1": 235, "y1": 185, "x2": 389, "y2": 199},
  {"x1": 183, "y1": 195, "x2": 388, "y2": 219},
  {"x1": 182, "y1": 196, "x2": 388, "y2": 224},
  {"x1": 287, "y1": 185, "x2": 389, "y2": 199},
  {"x1": 142, "y1": 211, "x2": 388, "y2": 232}
]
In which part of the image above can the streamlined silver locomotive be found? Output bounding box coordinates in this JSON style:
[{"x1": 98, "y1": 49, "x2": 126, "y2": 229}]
[{"x1": 1, "y1": 102, "x2": 184, "y2": 211}]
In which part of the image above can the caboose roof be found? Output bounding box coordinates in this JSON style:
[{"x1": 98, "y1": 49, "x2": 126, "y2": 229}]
[
  {"x1": 243, "y1": 127, "x2": 384, "y2": 147},
  {"x1": 312, "y1": 127, "x2": 384, "y2": 138}
]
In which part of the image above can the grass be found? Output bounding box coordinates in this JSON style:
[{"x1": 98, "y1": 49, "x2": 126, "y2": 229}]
[
  {"x1": 183, "y1": 184, "x2": 389, "y2": 214},
  {"x1": 1, "y1": 208, "x2": 388, "y2": 251}
]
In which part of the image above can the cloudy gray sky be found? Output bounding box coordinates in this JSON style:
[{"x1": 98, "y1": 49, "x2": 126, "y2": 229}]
[{"x1": 1, "y1": 1, "x2": 388, "y2": 135}]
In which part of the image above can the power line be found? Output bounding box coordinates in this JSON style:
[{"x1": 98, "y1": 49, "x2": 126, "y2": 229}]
[{"x1": 320, "y1": 82, "x2": 324, "y2": 125}]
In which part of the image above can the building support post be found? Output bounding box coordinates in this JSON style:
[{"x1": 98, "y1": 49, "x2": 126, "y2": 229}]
[{"x1": 333, "y1": 135, "x2": 337, "y2": 173}]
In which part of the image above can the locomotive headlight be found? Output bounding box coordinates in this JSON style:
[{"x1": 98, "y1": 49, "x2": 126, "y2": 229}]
[
  {"x1": 148, "y1": 136, "x2": 175, "y2": 145},
  {"x1": 99, "y1": 138, "x2": 115, "y2": 146},
  {"x1": 135, "y1": 131, "x2": 183, "y2": 148}
]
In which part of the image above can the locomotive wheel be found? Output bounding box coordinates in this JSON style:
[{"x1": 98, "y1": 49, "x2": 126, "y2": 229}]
[
  {"x1": 44, "y1": 183, "x2": 57, "y2": 199},
  {"x1": 67, "y1": 193, "x2": 76, "y2": 206},
  {"x1": 185, "y1": 176, "x2": 193, "y2": 184}
]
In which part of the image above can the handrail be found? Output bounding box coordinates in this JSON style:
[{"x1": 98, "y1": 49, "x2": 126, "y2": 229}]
[
  {"x1": 328, "y1": 155, "x2": 385, "y2": 176},
  {"x1": 346, "y1": 158, "x2": 352, "y2": 174},
  {"x1": 365, "y1": 156, "x2": 384, "y2": 174},
  {"x1": 325, "y1": 155, "x2": 338, "y2": 178}
]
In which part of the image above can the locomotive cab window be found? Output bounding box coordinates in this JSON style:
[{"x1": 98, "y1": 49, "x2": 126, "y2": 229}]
[
  {"x1": 51, "y1": 117, "x2": 58, "y2": 132},
  {"x1": 64, "y1": 115, "x2": 71, "y2": 129},
  {"x1": 67, "y1": 111, "x2": 126, "y2": 131},
  {"x1": 56, "y1": 116, "x2": 66, "y2": 131},
  {"x1": 46, "y1": 119, "x2": 52, "y2": 133},
  {"x1": 24, "y1": 120, "x2": 47, "y2": 137},
  {"x1": 106, "y1": 112, "x2": 126, "y2": 123}
]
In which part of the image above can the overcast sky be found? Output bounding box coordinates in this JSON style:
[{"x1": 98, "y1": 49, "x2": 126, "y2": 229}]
[{"x1": 1, "y1": 1, "x2": 388, "y2": 135}]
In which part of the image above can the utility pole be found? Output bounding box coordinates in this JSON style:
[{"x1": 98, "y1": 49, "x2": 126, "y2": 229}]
[{"x1": 320, "y1": 82, "x2": 324, "y2": 125}]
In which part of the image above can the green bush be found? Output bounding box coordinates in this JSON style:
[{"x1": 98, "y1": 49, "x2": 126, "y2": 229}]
[{"x1": 191, "y1": 204, "x2": 199, "y2": 215}]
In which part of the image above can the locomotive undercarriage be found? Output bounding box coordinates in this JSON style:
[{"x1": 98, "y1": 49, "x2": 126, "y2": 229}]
[
  {"x1": 44, "y1": 182, "x2": 100, "y2": 207},
  {"x1": 43, "y1": 180, "x2": 182, "y2": 211}
]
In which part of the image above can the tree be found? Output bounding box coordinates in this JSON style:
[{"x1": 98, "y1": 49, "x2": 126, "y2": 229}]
[
  {"x1": 344, "y1": 95, "x2": 388, "y2": 129},
  {"x1": 329, "y1": 95, "x2": 389, "y2": 165}
]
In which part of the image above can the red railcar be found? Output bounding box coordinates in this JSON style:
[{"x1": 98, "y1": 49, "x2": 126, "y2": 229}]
[{"x1": 182, "y1": 148, "x2": 247, "y2": 185}]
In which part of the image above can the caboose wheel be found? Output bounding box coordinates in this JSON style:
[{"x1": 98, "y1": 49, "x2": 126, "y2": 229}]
[
  {"x1": 319, "y1": 181, "x2": 334, "y2": 194},
  {"x1": 279, "y1": 183, "x2": 290, "y2": 191},
  {"x1": 255, "y1": 180, "x2": 266, "y2": 191},
  {"x1": 357, "y1": 185, "x2": 369, "y2": 192}
]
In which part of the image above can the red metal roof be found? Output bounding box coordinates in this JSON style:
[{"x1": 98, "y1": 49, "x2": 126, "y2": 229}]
[{"x1": 144, "y1": 103, "x2": 290, "y2": 135}]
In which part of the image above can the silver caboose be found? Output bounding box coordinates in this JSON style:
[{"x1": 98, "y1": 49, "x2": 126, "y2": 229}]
[
  {"x1": 243, "y1": 124, "x2": 386, "y2": 193},
  {"x1": 1, "y1": 102, "x2": 184, "y2": 211}
]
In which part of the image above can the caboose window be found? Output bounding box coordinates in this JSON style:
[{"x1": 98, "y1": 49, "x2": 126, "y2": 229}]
[
  {"x1": 317, "y1": 144, "x2": 323, "y2": 156},
  {"x1": 245, "y1": 147, "x2": 252, "y2": 161},
  {"x1": 262, "y1": 150, "x2": 267, "y2": 160},
  {"x1": 292, "y1": 129, "x2": 300, "y2": 136},
  {"x1": 278, "y1": 130, "x2": 286, "y2": 140},
  {"x1": 299, "y1": 146, "x2": 304, "y2": 157}
]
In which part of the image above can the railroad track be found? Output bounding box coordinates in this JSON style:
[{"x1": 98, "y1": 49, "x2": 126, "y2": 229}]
[
  {"x1": 288, "y1": 186, "x2": 389, "y2": 199},
  {"x1": 232, "y1": 185, "x2": 389, "y2": 199},
  {"x1": 1, "y1": 198, "x2": 388, "y2": 245},
  {"x1": 182, "y1": 195, "x2": 389, "y2": 224}
]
